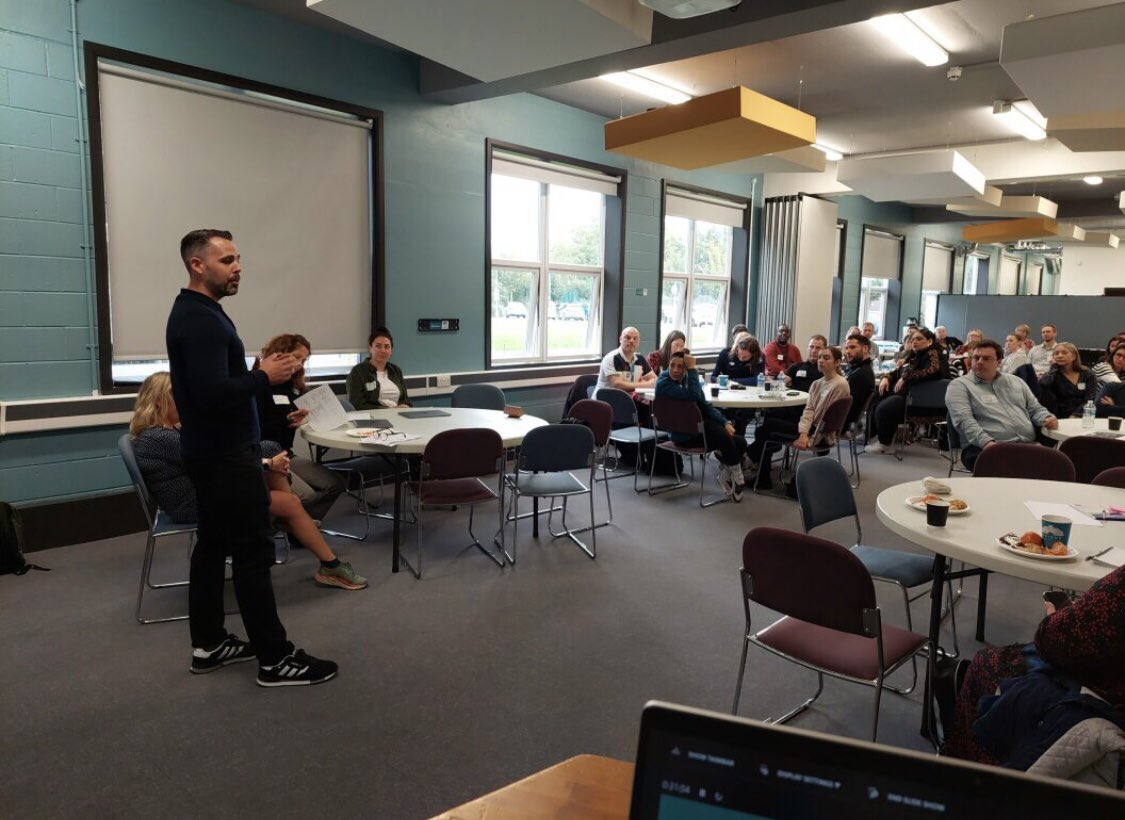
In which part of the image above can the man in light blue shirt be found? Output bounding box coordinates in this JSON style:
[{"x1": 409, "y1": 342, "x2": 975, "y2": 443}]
[{"x1": 947, "y1": 339, "x2": 1059, "y2": 470}]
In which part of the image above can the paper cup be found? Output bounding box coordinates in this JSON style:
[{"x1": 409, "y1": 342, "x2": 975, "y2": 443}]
[
  {"x1": 925, "y1": 499, "x2": 950, "y2": 527},
  {"x1": 1108, "y1": 416, "x2": 1122, "y2": 432},
  {"x1": 718, "y1": 375, "x2": 729, "y2": 389},
  {"x1": 1041, "y1": 515, "x2": 1072, "y2": 550}
]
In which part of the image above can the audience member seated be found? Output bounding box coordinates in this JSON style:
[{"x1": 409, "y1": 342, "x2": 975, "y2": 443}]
[
  {"x1": 711, "y1": 334, "x2": 764, "y2": 385},
  {"x1": 648, "y1": 329, "x2": 686, "y2": 376},
  {"x1": 843, "y1": 333, "x2": 876, "y2": 429},
  {"x1": 843, "y1": 325, "x2": 861, "y2": 345},
  {"x1": 254, "y1": 333, "x2": 346, "y2": 522},
  {"x1": 946, "y1": 340, "x2": 1058, "y2": 470},
  {"x1": 130, "y1": 373, "x2": 367, "y2": 590},
  {"x1": 1014, "y1": 323, "x2": 1032, "y2": 353},
  {"x1": 762, "y1": 324, "x2": 803, "y2": 376},
  {"x1": 862, "y1": 321, "x2": 876, "y2": 340},
  {"x1": 347, "y1": 326, "x2": 412, "y2": 410},
  {"x1": 866, "y1": 328, "x2": 947, "y2": 454},
  {"x1": 1091, "y1": 335, "x2": 1124, "y2": 386},
  {"x1": 655, "y1": 351, "x2": 749, "y2": 502},
  {"x1": 1096, "y1": 379, "x2": 1125, "y2": 418},
  {"x1": 935, "y1": 326, "x2": 962, "y2": 356},
  {"x1": 1038, "y1": 342, "x2": 1096, "y2": 419},
  {"x1": 747, "y1": 346, "x2": 850, "y2": 489},
  {"x1": 1028, "y1": 323, "x2": 1060, "y2": 377},
  {"x1": 714, "y1": 323, "x2": 749, "y2": 365},
  {"x1": 784, "y1": 335, "x2": 827, "y2": 393},
  {"x1": 596, "y1": 326, "x2": 657, "y2": 394},
  {"x1": 999, "y1": 333, "x2": 1029, "y2": 375},
  {"x1": 944, "y1": 567, "x2": 1125, "y2": 778},
  {"x1": 954, "y1": 328, "x2": 983, "y2": 356},
  {"x1": 893, "y1": 322, "x2": 921, "y2": 365}
]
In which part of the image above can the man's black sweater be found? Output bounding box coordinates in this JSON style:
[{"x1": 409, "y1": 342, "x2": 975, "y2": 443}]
[{"x1": 166, "y1": 288, "x2": 268, "y2": 460}]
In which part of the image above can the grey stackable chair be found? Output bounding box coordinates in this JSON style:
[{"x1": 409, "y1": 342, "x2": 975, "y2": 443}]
[
  {"x1": 505, "y1": 424, "x2": 598, "y2": 561},
  {"x1": 451, "y1": 383, "x2": 506, "y2": 411},
  {"x1": 595, "y1": 387, "x2": 665, "y2": 491},
  {"x1": 794, "y1": 456, "x2": 959, "y2": 685}
]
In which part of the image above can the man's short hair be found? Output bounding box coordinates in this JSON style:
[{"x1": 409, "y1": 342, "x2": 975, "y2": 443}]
[
  {"x1": 935, "y1": 325, "x2": 946, "y2": 332},
  {"x1": 731, "y1": 323, "x2": 749, "y2": 337},
  {"x1": 846, "y1": 333, "x2": 871, "y2": 348},
  {"x1": 809, "y1": 334, "x2": 828, "y2": 346},
  {"x1": 974, "y1": 339, "x2": 1004, "y2": 360},
  {"x1": 669, "y1": 351, "x2": 686, "y2": 361},
  {"x1": 1041, "y1": 323, "x2": 1056, "y2": 331},
  {"x1": 180, "y1": 229, "x2": 232, "y2": 271}
]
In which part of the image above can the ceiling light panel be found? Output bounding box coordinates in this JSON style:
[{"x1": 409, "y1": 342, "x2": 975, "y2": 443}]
[
  {"x1": 992, "y1": 101, "x2": 1046, "y2": 141},
  {"x1": 869, "y1": 14, "x2": 949, "y2": 67},
  {"x1": 1083, "y1": 175, "x2": 1104, "y2": 185},
  {"x1": 600, "y1": 71, "x2": 692, "y2": 104},
  {"x1": 812, "y1": 143, "x2": 844, "y2": 162}
]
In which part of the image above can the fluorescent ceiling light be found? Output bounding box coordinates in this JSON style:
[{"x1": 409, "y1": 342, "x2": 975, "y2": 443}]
[
  {"x1": 992, "y1": 101, "x2": 1047, "y2": 141},
  {"x1": 600, "y1": 71, "x2": 691, "y2": 105},
  {"x1": 869, "y1": 14, "x2": 949, "y2": 67},
  {"x1": 812, "y1": 142, "x2": 844, "y2": 161},
  {"x1": 1084, "y1": 175, "x2": 1104, "y2": 185}
]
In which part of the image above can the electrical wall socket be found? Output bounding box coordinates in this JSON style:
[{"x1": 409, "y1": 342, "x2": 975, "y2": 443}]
[{"x1": 435, "y1": 374, "x2": 451, "y2": 387}]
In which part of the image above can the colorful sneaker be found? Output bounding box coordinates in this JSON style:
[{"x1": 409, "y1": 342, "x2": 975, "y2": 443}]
[
  {"x1": 314, "y1": 561, "x2": 368, "y2": 590},
  {"x1": 257, "y1": 649, "x2": 338, "y2": 687},
  {"x1": 716, "y1": 464, "x2": 734, "y2": 495},
  {"x1": 191, "y1": 634, "x2": 256, "y2": 674}
]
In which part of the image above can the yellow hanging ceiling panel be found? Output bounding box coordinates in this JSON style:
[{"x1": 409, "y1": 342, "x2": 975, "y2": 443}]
[
  {"x1": 962, "y1": 217, "x2": 1060, "y2": 244},
  {"x1": 604, "y1": 86, "x2": 816, "y2": 170}
]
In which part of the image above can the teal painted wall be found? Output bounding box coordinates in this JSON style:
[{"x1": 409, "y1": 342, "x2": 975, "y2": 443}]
[{"x1": 0, "y1": 0, "x2": 758, "y2": 504}]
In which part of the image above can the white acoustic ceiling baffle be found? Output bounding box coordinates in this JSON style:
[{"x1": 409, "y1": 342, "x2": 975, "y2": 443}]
[
  {"x1": 912, "y1": 185, "x2": 1002, "y2": 208},
  {"x1": 1000, "y1": 4, "x2": 1125, "y2": 119},
  {"x1": 948, "y1": 195, "x2": 1059, "y2": 219},
  {"x1": 1047, "y1": 111, "x2": 1125, "y2": 152},
  {"x1": 1052, "y1": 224, "x2": 1088, "y2": 244},
  {"x1": 1080, "y1": 231, "x2": 1121, "y2": 249},
  {"x1": 836, "y1": 150, "x2": 985, "y2": 203},
  {"x1": 307, "y1": 0, "x2": 652, "y2": 83}
]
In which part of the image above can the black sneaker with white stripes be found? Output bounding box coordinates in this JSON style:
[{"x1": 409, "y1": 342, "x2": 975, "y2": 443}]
[
  {"x1": 256, "y1": 649, "x2": 338, "y2": 688},
  {"x1": 190, "y1": 634, "x2": 256, "y2": 674}
]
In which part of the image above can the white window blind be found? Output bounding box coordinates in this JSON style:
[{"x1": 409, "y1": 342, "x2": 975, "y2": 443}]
[
  {"x1": 1025, "y1": 261, "x2": 1044, "y2": 295},
  {"x1": 492, "y1": 149, "x2": 619, "y2": 196},
  {"x1": 665, "y1": 187, "x2": 746, "y2": 228},
  {"x1": 999, "y1": 256, "x2": 1022, "y2": 295},
  {"x1": 97, "y1": 62, "x2": 373, "y2": 359},
  {"x1": 921, "y1": 243, "x2": 953, "y2": 291},
  {"x1": 861, "y1": 230, "x2": 903, "y2": 279}
]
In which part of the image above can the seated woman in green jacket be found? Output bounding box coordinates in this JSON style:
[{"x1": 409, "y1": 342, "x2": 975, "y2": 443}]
[{"x1": 347, "y1": 326, "x2": 412, "y2": 410}]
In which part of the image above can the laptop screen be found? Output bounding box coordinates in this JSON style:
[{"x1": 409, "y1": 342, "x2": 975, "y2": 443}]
[{"x1": 630, "y1": 701, "x2": 1124, "y2": 819}]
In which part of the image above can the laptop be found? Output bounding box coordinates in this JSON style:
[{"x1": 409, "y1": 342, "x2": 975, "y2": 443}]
[{"x1": 630, "y1": 701, "x2": 1124, "y2": 819}]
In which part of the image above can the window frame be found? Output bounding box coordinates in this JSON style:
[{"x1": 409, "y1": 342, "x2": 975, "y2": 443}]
[
  {"x1": 485, "y1": 140, "x2": 626, "y2": 369},
  {"x1": 919, "y1": 239, "x2": 955, "y2": 330},
  {"x1": 856, "y1": 226, "x2": 905, "y2": 341},
  {"x1": 657, "y1": 181, "x2": 752, "y2": 353}
]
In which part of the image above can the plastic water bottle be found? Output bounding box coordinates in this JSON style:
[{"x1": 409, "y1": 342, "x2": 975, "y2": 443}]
[{"x1": 1082, "y1": 401, "x2": 1096, "y2": 429}]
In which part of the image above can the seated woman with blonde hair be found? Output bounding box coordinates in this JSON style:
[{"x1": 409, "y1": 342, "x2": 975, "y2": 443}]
[{"x1": 130, "y1": 372, "x2": 367, "y2": 590}]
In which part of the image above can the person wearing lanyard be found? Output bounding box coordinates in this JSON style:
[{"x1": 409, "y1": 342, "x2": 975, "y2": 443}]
[{"x1": 346, "y1": 326, "x2": 412, "y2": 411}]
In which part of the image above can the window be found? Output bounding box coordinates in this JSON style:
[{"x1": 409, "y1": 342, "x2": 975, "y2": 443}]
[
  {"x1": 998, "y1": 256, "x2": 1022, "y2": 295},
  {"x1": 963, "y1": 253, "x2": 987, "y2": 295},
  {"x1": 920, "y1": 241, "x2": 954, "y2": 329},
  {"x1": 859, "y1": 229, "x2": 903, "y2": 340},
  {"x1": 488, "y1": 147, "x2": 621, "y2": 365},
  {"x1": 660, "y1": 186, "x2": 747, "y2": 351}
]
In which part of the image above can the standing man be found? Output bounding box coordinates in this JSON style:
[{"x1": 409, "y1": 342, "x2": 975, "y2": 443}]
[
  {"x1": 1028, "y1": 324, "x2": 1059, "y2": 377},
  {"x1": 168, "y1": 229, "x2": 337, "y2": 687},
  {"x1": 946, "y1": 339, "x2": 1058, "y2": 470},
  {"x1": 596, "y1": 326, "x2": 657, "y2": 393},
  {"x1": 763, "y1": 324, "x2": 803, "y2": 376}
]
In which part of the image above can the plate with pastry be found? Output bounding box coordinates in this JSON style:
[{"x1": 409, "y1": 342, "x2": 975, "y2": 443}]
[
  {"x1": 997, "y1": 532, "x2": 1078, "y2": 561},
  {"x1": 906, "y1": 494, "x2": 970, "y2": 514}
]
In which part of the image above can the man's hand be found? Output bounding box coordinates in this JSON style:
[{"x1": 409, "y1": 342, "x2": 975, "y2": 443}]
[
  {"x1": 639, "y1": 370, "x2": 657, "y2": 386},
  {"x1": 286, "y1": 408, "x2": 309, "y2": 428},
  {"x1": 1043, "y1": 415, "x2": 1059, "y2": 430},
  {"x1": 266, "y1": 453, "x2": 291, "y2": 475},
  {"x1": 793, "y1": 433, "x2": 811, "y2": 451},
  {"x1": 683, "y1": 354, "x2": 697, "y2": 371},
  {"x1": 724, "y1": 422, "x2": 736, "y2": 438},
  {"x1": 260, "y1": 353, "x2": 297, "y2": 385}
]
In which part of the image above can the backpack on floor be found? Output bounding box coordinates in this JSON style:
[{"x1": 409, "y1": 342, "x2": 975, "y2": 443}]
[{"x1": 0, "y1": 502, "x2": 49, "y2": 576}]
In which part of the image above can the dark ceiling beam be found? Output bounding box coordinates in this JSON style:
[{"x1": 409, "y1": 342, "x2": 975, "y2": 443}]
[{"x1": 420, "y1": 0, "x2": 951, "y2": 104}]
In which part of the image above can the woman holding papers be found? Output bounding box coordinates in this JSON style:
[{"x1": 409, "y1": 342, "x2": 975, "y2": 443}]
[
  {"x1": 132, "y1": 372, "x2": 367, "y2": 590},
  {"x1": 347, "y1": 326, "x2": 412, "y2": 410},
  {"x1": 255, "y1": 333, "x2": 346, "y2": 523}
]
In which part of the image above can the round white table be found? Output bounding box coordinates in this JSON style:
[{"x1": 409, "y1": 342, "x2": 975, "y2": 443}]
[
  {"x1": 635, "y1": 385, "x2": 808, "y2": 410},
  {"x1": 1042, "y1": 417, "x2": 1125, "y2": 443},
  {"x1": 302, "y1": 408, "x2": 549, "y2": 572}
]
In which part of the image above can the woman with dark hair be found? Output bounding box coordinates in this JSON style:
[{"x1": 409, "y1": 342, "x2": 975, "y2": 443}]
[
  {"x1": 1096, "y1": 346, "x2": 1125, "y2": 416},
  {"x1": 1091, "y1": 335, "x2": 1124, "y2": 386},
  {"x1": 711, "y1": 334, "x2": 764, "y2": 385},
  {"x1": 254, "y1": 333, "x2": 346, "y2": 523},
  {"x1": 1038, "y1": 342, "x2": 1096, "y2": 419},
  {"x1": 866, "y1": 327, "x2": 947, "y2": 453},
  {"x1": 648, "y1": 329, "x2": 687, "y2": 375},
  {"x1": 346, "y1": 326, "x2": 412, "y2": 411}
]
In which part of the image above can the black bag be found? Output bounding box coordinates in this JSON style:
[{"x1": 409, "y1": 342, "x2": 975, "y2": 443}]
[{"x1": 0, "y1": 502, "x2": 49, "y2": 576}]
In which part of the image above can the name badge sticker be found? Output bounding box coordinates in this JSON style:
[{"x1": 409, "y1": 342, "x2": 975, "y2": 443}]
[
  {"x1": 777, "y1": 354, "x2": 784, "y2": 361},
  {"x1": 366, "y1": 380, "x2": 377, "y2": 391},
  {"x1": 796, "y1": 370, "x2": 807, "y2": 378},
  {"x1": 272, "y1": 394, "x2": 291, "y2": 406},
  {"x1": 1078, "y1": 382, "x2": 1086, "y2": 390}
]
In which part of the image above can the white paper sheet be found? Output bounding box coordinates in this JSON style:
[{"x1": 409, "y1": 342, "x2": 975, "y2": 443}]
[
  {"x1": 1091, "y1": 547, "x2": 1125, "y2": 569},
  {"x1": 292, "y1": 384, "x2": 349, "y2": 432},
  {"x1": 1024, "y1": 501, "x2": 1102, "y2": 528}
]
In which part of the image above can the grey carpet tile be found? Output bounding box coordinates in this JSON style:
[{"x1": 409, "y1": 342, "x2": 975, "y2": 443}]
[{"x1": 1, "y1": 444, "x2": 1052, "y2": 818}]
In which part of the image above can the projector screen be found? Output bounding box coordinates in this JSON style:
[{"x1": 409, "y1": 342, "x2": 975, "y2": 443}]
[{"x1": 95, "y1": 61, "x2": 374, "y2": 361}]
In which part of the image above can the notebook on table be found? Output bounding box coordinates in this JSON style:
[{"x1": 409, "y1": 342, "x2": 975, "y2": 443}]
[
  {"x1": 351, "y1": 419, "x2": 394, "y2": 429},
  {"x1": 398, "y1": 409, "x2": 451, "y2": 419},
  {"x1": 629, "y1": 701, "x2": 1124, "y2": 819}
]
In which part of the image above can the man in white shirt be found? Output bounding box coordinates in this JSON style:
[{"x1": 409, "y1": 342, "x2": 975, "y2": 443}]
[
  {"x1": 999, "y1": 333, "x2": 1030, "y2": 375},
  {"x1": 596, "y1": 326, "x2": 657, "y2": 392},
  {"x1": 1027, "y1": 323, "x2": 1059, "y2": 377}
]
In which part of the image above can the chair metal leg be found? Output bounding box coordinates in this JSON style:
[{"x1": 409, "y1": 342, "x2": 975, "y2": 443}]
[
  {"x1": 772, "y1": 672, "x2": 825, "y2": 726},
  {"x1": 466, "y1": 503, "x2": 505, "y2": 567},
  {"x1": 698, "y1": 452, "x2": 728, "y2": 508},
  {"x1": 646, "y1": 446, "x2": 690, "y2": 496},
  {"x1": 400, "y1": 487, "x2": 422, "y2": 579},
  {"x1": 732, "y1": 634, "x2": 752, "y2": 714},
  {"x1": 871, "y1": 675, "x2": 884, "y2": 742},
  {"x1": 136, "y1": 532, "x2": 192, "y2": 625},
  {"x1": 883, "y1": 580, "x2": 918, "y2": 696}
]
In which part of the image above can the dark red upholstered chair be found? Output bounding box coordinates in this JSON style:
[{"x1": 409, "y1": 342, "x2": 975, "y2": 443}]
[
  {"x1": 732, "y1": 527, "x2": 931, "y2": 743},
  {"x1": 1093, "y1": 466, "x2": 1125, "y2": 489},
  {"x1": 973, "y1": 441, "x2": 1076, "y2": 481},
  {"x1": 1059, "y1": 437, "x2": 1125, "y2": 485},
  {"x1": 650, "y1": 396, "x2": 726, "y2": 507},
  {"x1": 408, "y1": 428, "x2": 505, "y2": 578},
  {"x1": 568, "y1": 399, "x2": 614, "y2": 526}
]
